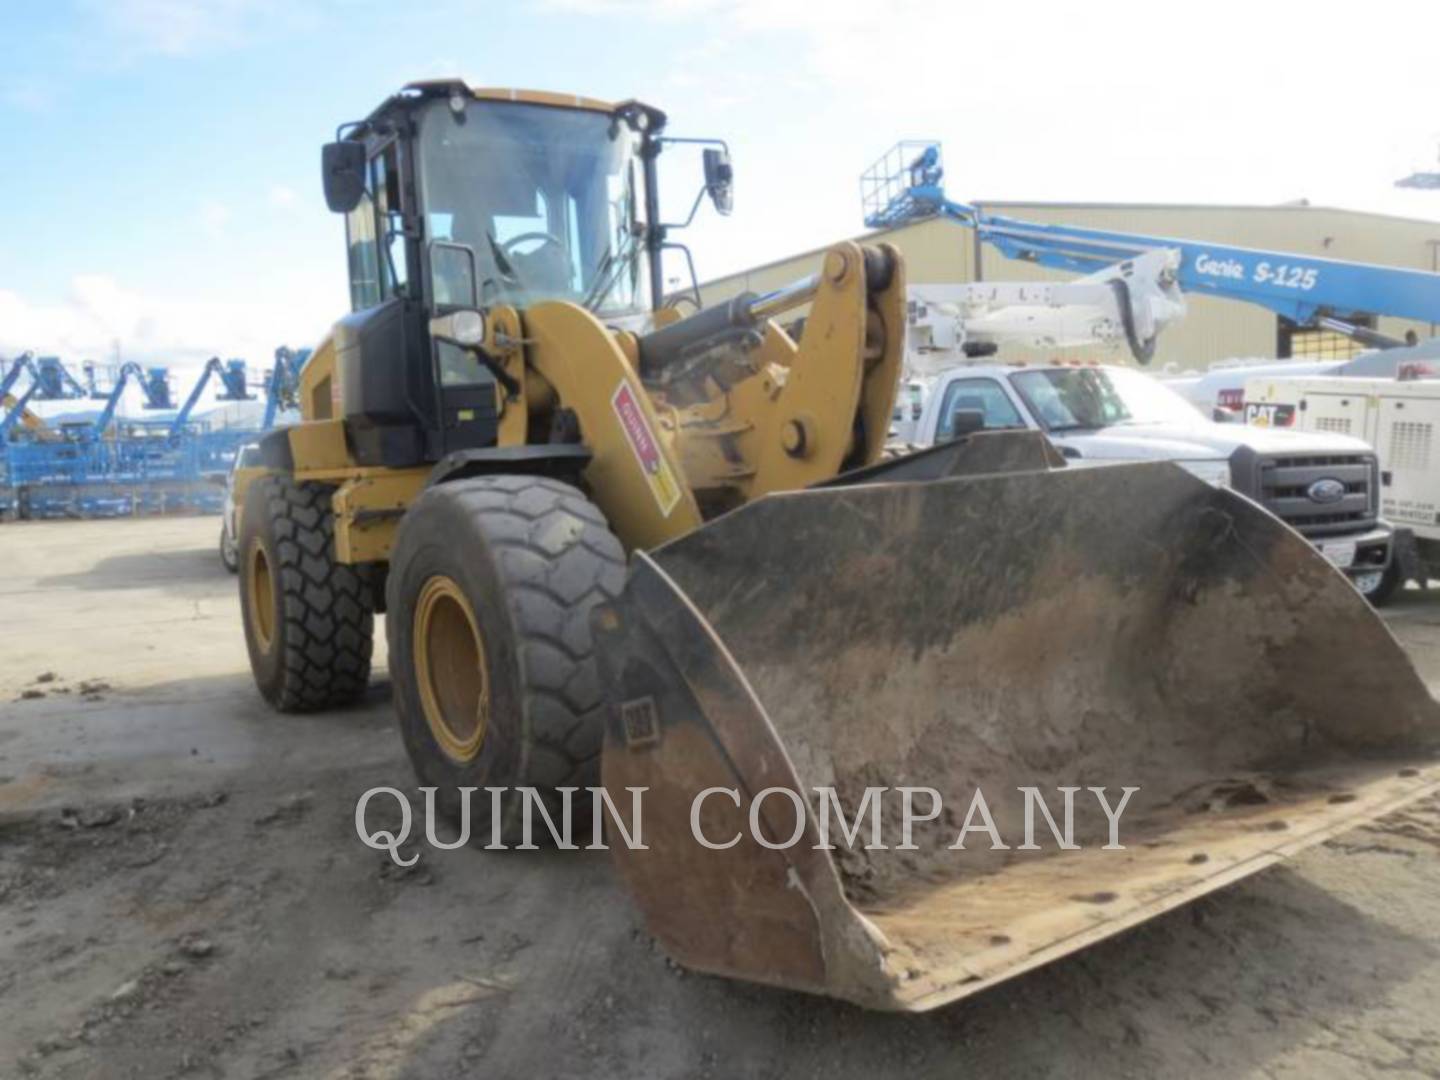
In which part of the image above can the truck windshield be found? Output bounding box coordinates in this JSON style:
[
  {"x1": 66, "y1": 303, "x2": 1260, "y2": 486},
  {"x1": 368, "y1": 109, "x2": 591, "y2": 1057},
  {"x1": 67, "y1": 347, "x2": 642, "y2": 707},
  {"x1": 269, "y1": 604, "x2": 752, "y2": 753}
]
[
  {"x1": 416, "y1": 99, "x2": 650, "y2": 316},
  {"x1": 1011, "y1": 367, "x2": 1204, "y2": 432}
]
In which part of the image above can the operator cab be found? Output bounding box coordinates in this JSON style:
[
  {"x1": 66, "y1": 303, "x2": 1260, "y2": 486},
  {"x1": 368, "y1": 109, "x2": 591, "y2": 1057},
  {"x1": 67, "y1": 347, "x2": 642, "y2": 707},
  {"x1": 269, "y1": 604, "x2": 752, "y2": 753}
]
[{"x1": 319, "y1": 81, "x2": 731, "y2": 470}]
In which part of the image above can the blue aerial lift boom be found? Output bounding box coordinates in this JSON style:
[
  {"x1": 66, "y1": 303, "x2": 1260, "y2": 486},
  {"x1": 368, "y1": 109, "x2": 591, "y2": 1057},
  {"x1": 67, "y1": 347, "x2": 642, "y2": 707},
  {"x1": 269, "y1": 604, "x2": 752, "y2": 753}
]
[
  {"x1": 261, "y1": 346, "x2": 309, "y2": 430},
  {"x1": 0, "y1": 352, "x2": 37, "y2": 401},
  {"x1": 862, "y1": 142, "x2": 1440, "y2": 352},
  {"x1": 165, "y1": 357, "x2": 253, "y2": 441},
  {"x1": 2, "y1": 353, "x2": 88, "y2": 437},
  {"x1": 2, "y1": 349, "x2": 313, "y2": 519},
  {"x1": 83, "y1": 362, "x2": 175, "y2": 439}
]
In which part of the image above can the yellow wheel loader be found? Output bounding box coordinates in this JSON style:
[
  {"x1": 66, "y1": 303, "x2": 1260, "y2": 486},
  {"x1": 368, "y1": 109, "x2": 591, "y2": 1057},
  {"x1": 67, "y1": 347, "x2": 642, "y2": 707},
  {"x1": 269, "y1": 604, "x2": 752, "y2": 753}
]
[{"x1": 239, "y1": 80, "x2": 1440, "y2": 1012}]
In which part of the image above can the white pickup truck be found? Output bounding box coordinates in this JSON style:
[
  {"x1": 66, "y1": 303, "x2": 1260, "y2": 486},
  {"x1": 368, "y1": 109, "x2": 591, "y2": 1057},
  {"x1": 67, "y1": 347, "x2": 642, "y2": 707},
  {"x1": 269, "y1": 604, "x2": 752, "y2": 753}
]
[{"x1": 908, "y1": 362, "x2": 1394, "y2": 598}]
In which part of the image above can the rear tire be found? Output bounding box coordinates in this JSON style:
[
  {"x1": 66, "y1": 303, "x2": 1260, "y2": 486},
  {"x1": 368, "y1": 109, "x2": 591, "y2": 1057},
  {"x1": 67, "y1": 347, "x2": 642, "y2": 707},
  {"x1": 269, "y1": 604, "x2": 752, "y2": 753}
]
[
  {"x1": 386, "y1": 475, "x2": 625, "y2": 844},
  {"x1": 239, "y1": 475, "x2": 374, "y2": 712}
]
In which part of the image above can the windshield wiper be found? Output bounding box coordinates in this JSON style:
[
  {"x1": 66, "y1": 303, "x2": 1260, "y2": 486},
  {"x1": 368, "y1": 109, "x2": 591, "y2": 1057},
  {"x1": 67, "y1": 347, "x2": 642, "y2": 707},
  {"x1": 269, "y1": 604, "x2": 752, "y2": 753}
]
[
  {"x1": 485, "y1": 231, "x2": 525, "y2": 289},
  {"x1": 581, "y1": 230, "x2": 639, "y2": 312}
]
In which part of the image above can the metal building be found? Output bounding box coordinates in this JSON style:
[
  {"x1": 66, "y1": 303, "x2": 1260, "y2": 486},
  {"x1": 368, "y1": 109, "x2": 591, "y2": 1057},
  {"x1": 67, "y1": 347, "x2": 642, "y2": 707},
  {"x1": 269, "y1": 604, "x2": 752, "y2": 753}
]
[{"x1": 697, "y1": 203, "x2": 1440, "y2": 369}]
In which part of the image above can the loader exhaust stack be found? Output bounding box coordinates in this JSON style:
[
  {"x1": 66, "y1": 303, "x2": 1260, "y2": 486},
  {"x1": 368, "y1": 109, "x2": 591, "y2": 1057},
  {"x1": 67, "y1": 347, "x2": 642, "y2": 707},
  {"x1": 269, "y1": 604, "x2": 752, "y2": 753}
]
[{"x1": 594, "y1": 453, "x2": 1440, "y2": 1011}]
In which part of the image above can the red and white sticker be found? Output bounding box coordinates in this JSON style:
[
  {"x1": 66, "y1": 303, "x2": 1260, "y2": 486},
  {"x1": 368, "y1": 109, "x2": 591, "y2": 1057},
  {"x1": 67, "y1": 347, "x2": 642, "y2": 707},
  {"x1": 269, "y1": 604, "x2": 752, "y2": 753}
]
[{"x1": 612, "y1": 381, "x2": 682, "y2": 517}]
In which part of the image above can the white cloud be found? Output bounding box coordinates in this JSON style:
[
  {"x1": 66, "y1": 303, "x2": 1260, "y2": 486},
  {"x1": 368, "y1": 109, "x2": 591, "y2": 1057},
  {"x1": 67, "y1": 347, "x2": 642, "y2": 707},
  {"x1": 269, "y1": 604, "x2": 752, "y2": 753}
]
[
  {"x1": 198, "y1": 200, "x2": 231, "y2": 238},
  {"x1": 560, "y1": 0, "x2": 1440, "y2": 284},
  {"x1": 0, "y1": 273, "x2": 334, "y2": 376},
  {"x1": 268, "y1": 184, "x2": 298, "y2": 209}
]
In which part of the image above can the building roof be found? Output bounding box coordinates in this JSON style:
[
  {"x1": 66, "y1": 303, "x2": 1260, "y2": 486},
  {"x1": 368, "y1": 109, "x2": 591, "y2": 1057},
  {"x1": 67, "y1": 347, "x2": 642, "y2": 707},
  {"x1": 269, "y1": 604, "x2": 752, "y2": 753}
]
[{"x1": 699, "y1": 201, "x2": 1440, "y2": 291}]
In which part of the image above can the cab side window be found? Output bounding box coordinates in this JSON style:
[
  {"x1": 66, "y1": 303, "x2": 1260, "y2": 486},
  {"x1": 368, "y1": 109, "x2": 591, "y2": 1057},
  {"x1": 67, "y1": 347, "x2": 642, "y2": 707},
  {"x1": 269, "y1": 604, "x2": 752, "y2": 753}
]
[
  {"x1": 372, "y1": 144, "x2": 409, "y2": 298},
  {"x1": 937, "y1": 377, "x2": 1023, "y2": 438},
  {"x1": 344, "y1": 143, "x2": 409, "y2": 311},
  {"x1": 345, "y1": 182, "x2": 382, "y2": 311}
]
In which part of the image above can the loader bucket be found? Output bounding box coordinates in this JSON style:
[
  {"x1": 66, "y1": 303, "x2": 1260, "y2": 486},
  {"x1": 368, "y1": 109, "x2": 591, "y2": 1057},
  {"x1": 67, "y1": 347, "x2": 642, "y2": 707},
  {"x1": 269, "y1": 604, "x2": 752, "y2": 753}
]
[{"x1": 592, "y1": 458, "x2": 1440, "y2": 1012}]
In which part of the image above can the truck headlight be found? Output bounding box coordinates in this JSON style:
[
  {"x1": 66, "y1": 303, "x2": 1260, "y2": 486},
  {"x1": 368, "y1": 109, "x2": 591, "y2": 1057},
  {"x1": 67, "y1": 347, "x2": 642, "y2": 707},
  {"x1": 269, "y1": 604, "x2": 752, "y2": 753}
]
[{"x1": 1178, "y1": 460, "x2": 1231, "y2": 489}]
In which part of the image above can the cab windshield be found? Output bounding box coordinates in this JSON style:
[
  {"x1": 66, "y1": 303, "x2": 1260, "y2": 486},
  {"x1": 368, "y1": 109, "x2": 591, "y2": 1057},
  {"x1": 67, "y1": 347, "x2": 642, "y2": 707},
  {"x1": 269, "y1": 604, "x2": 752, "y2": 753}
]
[
  {"x1": 417, "y1": 99, "x2": 650, "y2": 316},
  {"x1": 1011, "y1": 366, "x2": 1204, "y2": 432}
]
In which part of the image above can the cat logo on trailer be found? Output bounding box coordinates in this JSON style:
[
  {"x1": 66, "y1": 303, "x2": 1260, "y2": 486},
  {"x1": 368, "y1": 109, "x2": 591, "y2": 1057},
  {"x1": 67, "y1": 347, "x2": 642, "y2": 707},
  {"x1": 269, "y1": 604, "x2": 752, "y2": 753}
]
[{"x1": 1243, "y1": 402, "x2": 1295, "y2": 428}]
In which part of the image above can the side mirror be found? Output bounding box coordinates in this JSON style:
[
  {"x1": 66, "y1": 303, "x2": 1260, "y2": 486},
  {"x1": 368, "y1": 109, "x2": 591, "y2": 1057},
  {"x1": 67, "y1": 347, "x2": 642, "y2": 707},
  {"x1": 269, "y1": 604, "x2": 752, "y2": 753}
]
[
  {"x1": 321, "y1": 141, "x2": 367, "y2": 213},
  {"x1": 947, "y1": 409, "x2": 985, "y2": 439},
  {"x1": 430, "y1": 242, "x2": 480, "y2": 309},
  {"x1": 703, "y1": 147, "x2": 733, "y2": 216}
]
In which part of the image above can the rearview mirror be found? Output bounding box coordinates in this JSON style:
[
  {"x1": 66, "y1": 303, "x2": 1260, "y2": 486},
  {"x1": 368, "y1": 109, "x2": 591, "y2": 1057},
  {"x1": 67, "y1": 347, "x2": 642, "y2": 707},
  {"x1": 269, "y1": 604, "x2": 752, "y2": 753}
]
[
  {"x1": 321, "y1": 141, "x2": 367, "y2": 213},
  {"x1": 947, "y1": 409, "x2": 985, "y2": 439},
  {"x1": 703, "y1": 147, "x2": 733, "y2": 216},
  {"x1": 430, "y1": 242, "x2": 480, "y2": 308}
]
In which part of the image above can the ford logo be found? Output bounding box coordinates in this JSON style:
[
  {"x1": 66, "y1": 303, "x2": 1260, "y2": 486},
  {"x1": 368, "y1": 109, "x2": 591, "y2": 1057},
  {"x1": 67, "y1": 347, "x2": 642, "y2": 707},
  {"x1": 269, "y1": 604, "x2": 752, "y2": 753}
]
[{"x1": 1306, "y1": 477, "x2": 1346, "y2": 504}]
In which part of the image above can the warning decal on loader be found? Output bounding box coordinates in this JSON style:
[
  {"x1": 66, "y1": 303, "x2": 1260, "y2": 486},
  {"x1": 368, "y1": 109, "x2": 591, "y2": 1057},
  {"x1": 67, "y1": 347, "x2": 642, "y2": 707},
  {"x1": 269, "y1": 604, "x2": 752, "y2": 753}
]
[{"x1": 612, "y1": 380, "x2": 682, "y2": 516}]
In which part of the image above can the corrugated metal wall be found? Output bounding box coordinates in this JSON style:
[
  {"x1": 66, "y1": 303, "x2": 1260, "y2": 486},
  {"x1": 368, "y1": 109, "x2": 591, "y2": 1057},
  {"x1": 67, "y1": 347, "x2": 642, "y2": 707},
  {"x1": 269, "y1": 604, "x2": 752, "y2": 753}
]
[{"x1": 696, "y1": 205, "x2": 1440, "y2": 370}]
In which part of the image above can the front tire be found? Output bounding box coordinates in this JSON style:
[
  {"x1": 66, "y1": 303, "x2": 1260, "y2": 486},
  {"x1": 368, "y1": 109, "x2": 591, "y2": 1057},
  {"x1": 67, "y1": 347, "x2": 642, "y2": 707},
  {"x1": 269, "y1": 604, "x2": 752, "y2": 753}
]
[
  {"x1": 239, "y1": 475, "x2": 374, "y2": 711},
  {"x1": 386, "y1": 475, "x2": 625, "y2": 842},
  {"x1": 1363, "y1": 561, "x2": 1404, "y2": 607},
  {"x1": 220, "y1": 520, "x2": 239, "y2": 573}
]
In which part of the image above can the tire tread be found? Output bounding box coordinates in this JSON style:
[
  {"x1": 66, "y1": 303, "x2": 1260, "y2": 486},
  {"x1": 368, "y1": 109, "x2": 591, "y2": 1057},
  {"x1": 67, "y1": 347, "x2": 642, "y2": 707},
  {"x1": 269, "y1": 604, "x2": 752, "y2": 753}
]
[{"x1": 258, "y1": 476, "x2": 374, "y2": 711}]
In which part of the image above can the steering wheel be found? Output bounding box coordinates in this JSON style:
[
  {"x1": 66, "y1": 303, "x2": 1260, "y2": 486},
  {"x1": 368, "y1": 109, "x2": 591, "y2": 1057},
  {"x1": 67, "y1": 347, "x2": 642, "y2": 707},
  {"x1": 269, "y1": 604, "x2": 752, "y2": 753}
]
[{"x1": 501, "y1": 231, "x2": 566, "y2": 258}]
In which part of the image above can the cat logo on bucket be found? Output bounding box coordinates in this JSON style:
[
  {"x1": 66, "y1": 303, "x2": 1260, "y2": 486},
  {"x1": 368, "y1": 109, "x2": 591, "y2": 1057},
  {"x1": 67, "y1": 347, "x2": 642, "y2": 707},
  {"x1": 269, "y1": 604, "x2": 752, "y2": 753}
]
[{"x1": 612, "y1": 381, "x2": 682, "y2": 516}]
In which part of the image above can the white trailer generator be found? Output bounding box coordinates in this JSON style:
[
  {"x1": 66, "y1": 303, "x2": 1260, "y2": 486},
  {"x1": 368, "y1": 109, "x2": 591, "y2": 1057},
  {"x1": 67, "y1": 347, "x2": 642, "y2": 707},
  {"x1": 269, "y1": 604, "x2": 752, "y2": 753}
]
[{"x1": 1243, "y1": 374, "x2": 1440, "y2": 602}]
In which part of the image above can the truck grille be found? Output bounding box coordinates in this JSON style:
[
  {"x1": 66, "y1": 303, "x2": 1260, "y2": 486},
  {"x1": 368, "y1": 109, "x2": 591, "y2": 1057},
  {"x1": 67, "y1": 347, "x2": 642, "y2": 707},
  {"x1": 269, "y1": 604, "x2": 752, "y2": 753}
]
[{"x1": 1255, "y1": 453, "x2": 1376, "y2": 536}]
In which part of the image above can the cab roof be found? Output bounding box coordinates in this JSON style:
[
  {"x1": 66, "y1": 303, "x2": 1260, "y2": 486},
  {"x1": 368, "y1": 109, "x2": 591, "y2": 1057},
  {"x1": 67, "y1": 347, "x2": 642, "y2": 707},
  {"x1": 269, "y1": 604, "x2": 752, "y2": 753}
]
[
  {"x1": 350, "y1": 80, "x2": 665, "y2": 140},
  {"x1": 403, "y1": 79, "x2": 621, "y2": 114}
]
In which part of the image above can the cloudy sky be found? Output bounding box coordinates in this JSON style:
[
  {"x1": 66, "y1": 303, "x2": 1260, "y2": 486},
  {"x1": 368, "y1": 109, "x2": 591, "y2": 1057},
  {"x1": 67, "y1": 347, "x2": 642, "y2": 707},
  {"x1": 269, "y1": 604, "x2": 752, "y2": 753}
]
[{"x1": 3, "y1": 0, "x2": 1439, "y2": 396}]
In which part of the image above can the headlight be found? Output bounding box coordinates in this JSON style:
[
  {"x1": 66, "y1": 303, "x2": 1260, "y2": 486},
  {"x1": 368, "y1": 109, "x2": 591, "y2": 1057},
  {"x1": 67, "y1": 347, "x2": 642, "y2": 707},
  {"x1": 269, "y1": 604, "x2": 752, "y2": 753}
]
[
  {"x1": 1177, "y1": 460, "x2": 1231, "y2": 489},
  {"x1": 428, "y1": 310, "x2": 486, "y2": 347}
]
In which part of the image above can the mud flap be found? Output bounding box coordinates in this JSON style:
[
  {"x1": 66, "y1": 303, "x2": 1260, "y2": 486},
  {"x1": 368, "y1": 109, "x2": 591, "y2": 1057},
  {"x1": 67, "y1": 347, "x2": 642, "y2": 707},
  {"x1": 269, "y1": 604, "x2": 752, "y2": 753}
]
[{"x1": 592, "y1": 458, "x2": 1440, "y2": 1011}]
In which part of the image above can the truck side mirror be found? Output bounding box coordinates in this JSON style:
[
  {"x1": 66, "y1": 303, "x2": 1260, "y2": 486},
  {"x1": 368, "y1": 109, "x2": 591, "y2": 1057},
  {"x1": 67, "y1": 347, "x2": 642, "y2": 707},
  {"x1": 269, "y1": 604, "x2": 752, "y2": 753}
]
[
  {"x1": 703, "y1": 147, "x2": 733, "y2": 216},
  {"x1": 948, "y1": 409, "x2": 985, "y2": 438},
  {"x1": 321, "y1": 141, "x2": 367, "y2": 213}
]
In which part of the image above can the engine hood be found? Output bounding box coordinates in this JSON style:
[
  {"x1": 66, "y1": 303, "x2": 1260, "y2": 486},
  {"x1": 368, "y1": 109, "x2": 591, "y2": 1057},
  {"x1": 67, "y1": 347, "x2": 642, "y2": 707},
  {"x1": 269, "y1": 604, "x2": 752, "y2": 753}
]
[{"x1": 1054, "y1": 422, "x2": 1373, "y2": 462}]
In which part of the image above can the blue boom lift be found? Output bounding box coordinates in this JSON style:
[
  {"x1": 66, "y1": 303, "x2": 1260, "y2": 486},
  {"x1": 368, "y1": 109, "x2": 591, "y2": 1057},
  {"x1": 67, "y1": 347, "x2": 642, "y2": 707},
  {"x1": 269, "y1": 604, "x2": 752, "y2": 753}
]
[
  {"x1": 2, "y1": 350, "x2": 310, "y2": 519},
  {"x1": 862, "y1": 142, "x2": 1440, "y2": 361}
]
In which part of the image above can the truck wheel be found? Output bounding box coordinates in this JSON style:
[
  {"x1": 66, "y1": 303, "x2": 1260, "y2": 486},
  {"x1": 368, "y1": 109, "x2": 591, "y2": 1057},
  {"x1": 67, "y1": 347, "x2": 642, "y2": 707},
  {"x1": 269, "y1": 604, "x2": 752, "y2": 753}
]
[
  {"x1": 239, "y1": 475, "x2": 374, "y2": 711},
  {"x1": 220, "y1": 520, "x2": 239, "y2": 573},
  {"x1": 1363, "y1": 562, "x2": 1404, "y2": 607},
  {"x1": 386, "y1": 476, "x2": 625, "y2": 843}
]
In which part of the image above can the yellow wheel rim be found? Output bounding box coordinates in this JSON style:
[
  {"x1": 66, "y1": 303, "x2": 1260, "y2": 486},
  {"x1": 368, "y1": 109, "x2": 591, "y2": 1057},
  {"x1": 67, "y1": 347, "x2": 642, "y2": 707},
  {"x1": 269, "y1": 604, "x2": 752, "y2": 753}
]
[
  {"x1": 248, "y1": 540, "x2": 275, "y2": 652},
  {"x1": 414, "y1": 575, "x2": 490, "y2": 763}
]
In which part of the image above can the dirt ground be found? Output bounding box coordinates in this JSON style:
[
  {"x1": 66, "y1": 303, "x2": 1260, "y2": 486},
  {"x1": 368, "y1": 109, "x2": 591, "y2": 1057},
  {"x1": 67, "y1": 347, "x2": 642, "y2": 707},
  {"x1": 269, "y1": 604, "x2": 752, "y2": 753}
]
[{"x1": 2, "y1": 515, "x2": 1439, "y2": 1079}]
